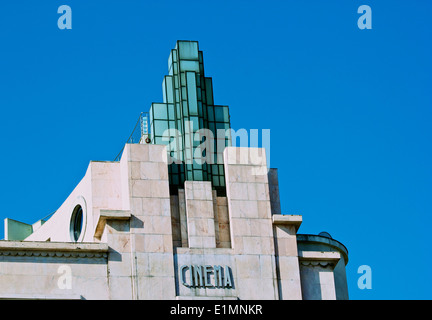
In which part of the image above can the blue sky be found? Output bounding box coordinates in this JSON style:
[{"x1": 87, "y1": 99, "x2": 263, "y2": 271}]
[{"x1": 0, "y1": 1, "x2": 431, "y2": 299}]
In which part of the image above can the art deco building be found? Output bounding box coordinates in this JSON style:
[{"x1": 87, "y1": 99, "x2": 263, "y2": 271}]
[{"x1": 0, "y1": 41, "x2": 349, "y2": 300}]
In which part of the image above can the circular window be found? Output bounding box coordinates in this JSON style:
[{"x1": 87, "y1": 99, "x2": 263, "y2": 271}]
[{"x1": 70, "y1": 205, "x2": 84, "y2": 242}]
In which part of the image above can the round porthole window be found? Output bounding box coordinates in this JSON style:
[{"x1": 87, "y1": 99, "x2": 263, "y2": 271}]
[{"x1": 70, "y1": 205, "x2": 84, "y2": 242}]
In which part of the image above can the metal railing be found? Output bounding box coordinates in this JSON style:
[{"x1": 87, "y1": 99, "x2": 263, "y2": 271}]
[{"x1": 114, "y1": 112, "x2": 150, "y2": 161}]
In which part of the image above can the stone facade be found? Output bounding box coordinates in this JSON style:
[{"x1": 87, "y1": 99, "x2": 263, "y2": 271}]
[{"x1": 0, "y1": 144, "x2": 349, "y2": 300}]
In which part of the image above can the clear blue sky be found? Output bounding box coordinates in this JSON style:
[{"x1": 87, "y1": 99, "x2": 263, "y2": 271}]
[{"x1": 0, "y1": 0, "x2": 431, "y2": 299}]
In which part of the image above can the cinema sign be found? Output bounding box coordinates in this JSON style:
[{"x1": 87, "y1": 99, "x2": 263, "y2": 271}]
[{"x1": 179, "y1": 265, "x2": 233, "y2": 288}]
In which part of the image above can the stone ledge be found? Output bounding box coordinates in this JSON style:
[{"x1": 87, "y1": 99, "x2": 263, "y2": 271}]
[
  {"x1": 296, "y1": 234, "x2": 349, "y2": 264},
  {"x1": 0, "y1": 241, "x2": 108, "y2": 258},
  {"x1": 298, "y1": 250, "x2": 340, "y2": 268},
  {"x1": 94, "y1": 210, "x2": 132, "y2": 240},
  {"x1": 272, "y1": 214, "x2": 302, "y2": 232},
  {"x1": 0, "y1": 293, "x2": 84, "y2": 300}
]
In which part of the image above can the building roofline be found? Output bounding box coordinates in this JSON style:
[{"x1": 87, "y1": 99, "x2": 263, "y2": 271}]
[{"x1": 297, "y1": 234, "x2": 349, "y2": 264}]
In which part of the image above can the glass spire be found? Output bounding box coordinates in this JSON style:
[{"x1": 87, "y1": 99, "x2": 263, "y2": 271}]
[{"x1": 149, "y1": 41, "x2": 231, "y2": 194}]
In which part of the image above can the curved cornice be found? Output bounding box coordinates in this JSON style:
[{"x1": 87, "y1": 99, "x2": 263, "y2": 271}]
[{"x1": 297, "y1": 234, "x2": 349, "y2": 264}]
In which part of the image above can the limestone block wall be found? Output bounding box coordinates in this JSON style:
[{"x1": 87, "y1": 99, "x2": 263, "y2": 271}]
[
  {"x1": 170, "y1": 190, "x2": 231, "y2": 250},
  {"x1": 104, "y1": 217, "x2": 133, "y2": 299},
  {"x1": 272, "y1": 215, "x2": 303, "y2": 300},
  {"x1": 0, "y1": 242, "x2": 109, "y2": 300},
  {"x1": 184, "y1": 181, "x2": 216, "y2": 248},
  {"x1": 223, "y1": 147, "x2": 279, "y2": 300},
  {"x1": 213, "y1": 194, "x2": 231, "y2": 248},
  {"x1": 123, "y1": 143, "x2": 176, "y2": 300},
  {"x1": 0, "y1": 142, "x2": 349, "y2": 300}
]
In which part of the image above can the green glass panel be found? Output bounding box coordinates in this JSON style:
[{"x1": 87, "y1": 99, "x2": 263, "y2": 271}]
[
  {"x1": 215, "y1": 107, "x2": 224, "y2": 122},
  {"x1": 166, "y1": 77, "x2": 173, "y2": 103},
  {"x1": 168, "y1": 104, "x2": 175, "y2": 119},
  {"x1": 190, "y1": 116, "x2": 199, "y2": 131},
  {"x1": 178, "y1": 41, "x2": 199, "y2": 60},
  {"x1": 184, "y1": 134, "x2": 191, "y2": 148},
  {"x1": 176, "y1": 103, "x2": 180, "y2": 117},
  {"x1": 223, "y1": 106, "x2": 229, "y2": 122},
  {"x1": 154, "y1": 120, "x2": 169, "y2": 136},
  {"x1": 198, "y1": 101, "x2": 203, "y2": 116},
  {"x1": 209, "y1": 122, "x2": 215, "y2": 133},
  {"x1": 194, "y1": 170, "x2": 203, "y2": 180},
  {"x1": 162, "y1": 78, "x2": 167, "y2": 103},
  {"x1": 153, "y1": 104, "x2": 168, "y2": 119},
  {"x1": 155, "y1": 137, "x2": 165, "y2": 145},
  {"x1": 207, "y1": 107, "x2": 214, "y2": 122},
  {"x1": 205, "y1": 78, "x2": 214, "y2": 105},
  {"x1": 220, "y1": 176, "x2": 225, "y2": 187},
  {"x1": 216, "y1": 122, "x2": 225, "y2": 131},
  {"x1": 172, "y1": 175, "x2": 179, "y2": 185},
  {"x1": 187, "y1": 72, "x2": 198, "y2": 115},
  {"x1": 180, "y1": 60, "x2": 200, "y2": 72}
]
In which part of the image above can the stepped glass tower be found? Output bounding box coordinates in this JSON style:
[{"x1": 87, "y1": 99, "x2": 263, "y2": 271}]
[
  {"x1": 0, "y1": 41, "x2": 349, "y2": 300},
  {"x1": 149, "y1": 41, "x2": 231, "y2": 195}
]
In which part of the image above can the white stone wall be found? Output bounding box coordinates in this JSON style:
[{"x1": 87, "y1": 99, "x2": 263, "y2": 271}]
[
  {"x1": 0, "y1": 143, "x2": 348, "y2": 300},
  {"x1": 184, "y1": 181, "x2": 216, "y2": 249},
  {"x1": 223, "y1": 147, "x2": 279, "y2": 300},
  {"x1": 0, "y1": 242, "x2": 109, "y2": 300},
  {"x1": 124, "y1": 143, "x2": 176, "y2": 300}
]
